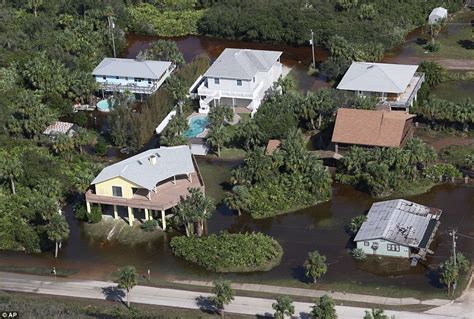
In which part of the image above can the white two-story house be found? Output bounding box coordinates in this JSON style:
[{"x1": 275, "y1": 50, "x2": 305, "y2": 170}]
[
  {"x1": 337, "y1": 62, "x2": 425, "y2": 111},
  {"x1": 190, "y1": 48, "x2": 283, "y2": 115},
  {"x1": 92, "y1": 58, "x2": 175, "y2": 95}
]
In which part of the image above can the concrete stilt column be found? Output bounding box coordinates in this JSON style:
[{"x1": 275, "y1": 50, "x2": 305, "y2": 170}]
[
  {"x1": 144, "y1": 208, "x2": 149, "y2": 221},
  {"x1": 161, "y1": 210, "x2": 166, "y2": 230},
  {"x1": 113, "y1": 205, "x2": 118, "y2": 220},
  {"x1": 127, "y1": 207, "x2": 134, "y2": 226},
  {"x1": 86, "y1": 201, "x2": 91, "y2": 213}
]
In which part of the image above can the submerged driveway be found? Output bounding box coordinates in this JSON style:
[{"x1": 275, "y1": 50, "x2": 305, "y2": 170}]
[{"x1": 0, "y1": 272, "x2": 470, "y2": 319}]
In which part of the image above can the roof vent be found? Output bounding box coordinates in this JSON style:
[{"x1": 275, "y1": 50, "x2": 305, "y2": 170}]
[
  {"x1": 367, "y1": 65, "x2": 374, "y2": 69},
  {"x1": 148, "y1": 155, "x2": 157, "y2": 165}
]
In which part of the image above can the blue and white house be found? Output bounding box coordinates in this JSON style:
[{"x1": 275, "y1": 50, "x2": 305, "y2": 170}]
[
  {"x1": 92, "y1": 58, "x2": 175, "y2": 94},
  {"x1": 190, "y1": 48, "x2": 283, "y2": 115},
  {"x1": 354, "y1": 199, "x2": 442, "y2": 265}
]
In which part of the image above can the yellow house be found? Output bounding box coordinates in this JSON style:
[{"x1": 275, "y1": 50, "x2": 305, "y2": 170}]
[{"x1": 85, "y1": 146, "x2": 205, "y2": 226}]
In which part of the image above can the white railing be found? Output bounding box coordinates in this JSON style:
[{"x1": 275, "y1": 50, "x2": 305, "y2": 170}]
[
  {"x1": 379, "y1": 73, "x2": 425, "y2": 108},
  {"x1": 197, "y1": 81, "x2": 264, "y2": 100}
]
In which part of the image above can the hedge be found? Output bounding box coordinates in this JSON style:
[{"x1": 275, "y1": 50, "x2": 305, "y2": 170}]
[{"x1": 170, "y1": 232, "x2": 283, "y2": 272}]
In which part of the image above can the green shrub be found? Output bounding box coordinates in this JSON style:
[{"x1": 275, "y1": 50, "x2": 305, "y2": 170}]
[
  {"x1": 87, "y1": 206, "x2": 102, "y2": 224},
  {"x1": 74, "y1": 205, "x2": 88, "y2": 221},
  {"x1": 94, "y1": 136, "x2": 107, "y2": 156},
  {"x1": 425, "y1": 42, "x2": 441, "y2": 52},
  {"x1": 351, "y1": 248, "x2": 367, "y2": 260},
  {"x1": 424, "y1": 163, "x2": 462, "y2": 182},
  {"x1": 439, "y1": 144, "x2": 474, "y2": 170},
  {"x1": 170, "y1": 232, "x2": 283, "y2": 272},
  {"x1": 140, "y1": 220, "x2": 158, "y2": 232}
]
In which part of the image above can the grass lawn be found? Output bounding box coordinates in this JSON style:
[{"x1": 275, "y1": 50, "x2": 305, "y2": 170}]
[
  {"x1": 431, "y1": 79, "x2": 474, "y2": 103},
  {"x1": 83, "y1": 218, "x2": 165, "y2": 246},
  {"x1": 439, "y1": 143, "x2": 474, "y2": 170},
  {"x1": 409, "y1": 8, "x2": 474, "y2": 59}
]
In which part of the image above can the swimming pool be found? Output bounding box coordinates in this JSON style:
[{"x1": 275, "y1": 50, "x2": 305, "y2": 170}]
[
  {"x1": 184, "y1": 115, "x2": 209, "y2": 138},
  {"x1": 97, "y1": 98, "x2": 115, "y2": 112}
]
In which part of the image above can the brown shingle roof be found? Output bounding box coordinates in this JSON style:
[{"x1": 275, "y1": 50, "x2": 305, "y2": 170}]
[
  {"x1": 265, "y1": 139, "x2": 281, "y2": 155},
  {"x1": 331, "y1": 108, "x2": 415, "y2": 148}
]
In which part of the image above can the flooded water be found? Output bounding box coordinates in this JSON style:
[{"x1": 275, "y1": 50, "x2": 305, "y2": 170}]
[
  {"x1": 125, "y1": 34, "x2": 330, "y2": 92},
  {"x1": 0, "y1": 155, "x2": 472, "y2": 295}
]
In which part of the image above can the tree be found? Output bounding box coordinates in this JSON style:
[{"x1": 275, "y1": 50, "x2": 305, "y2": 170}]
[
  {"x1": 0, "y1": 149, "x2": 23, "y2": 195},
  {"x1": 419, "y1": 61, "x2": 445, "y2": 88},
  {"x1": 207, "y1": 125, "x2": 230, "y2": 157},
  {"x1": 173, "y1": 188, "x2": 214, "y2": 237},
  {"x1": 210, "y1": 279, "x2": 234, "y2": 317},
  {"x1": 208, "y1": 105, "x2": 233, "y2": 128},
  {"x1": 145, "y1": 40, "x2": 185, "y2": 66},
  {"x1": 304, "y1": 250, "x2": 328, "y2": 283},
  {"x1": 27, "y1": 0, "x2": 43, "y2": 17},
  {"x1": 310, "y1": 294, "x2": 337, "y2": 319},
  {"x1": 46, "y1": 213, "x2": 70, "y2": 258},
  {"x1": 427, "y1": 21, "x2": 443, "y2": 46},
  {"x1": 272, "y1": 296, "x2": 295, "y2": 319},
  {"x1": 439, "y1": 258, "x2": 458, "y2": 296},
  {"x1": 73, "y1": 127, "x2": 91, "y2": 154},
  {"x1": 117, "y1": 266, "x2": 138, "y2": 308},
  {"x1": 347, "y1": 215, "x2": 367, "y2": 234},
  {"x1": 363, "y1": 308, "x2": 389, "y2": 319},
  {"x1": 52, "y1": 134, "x2": 75, "y2": 160}
]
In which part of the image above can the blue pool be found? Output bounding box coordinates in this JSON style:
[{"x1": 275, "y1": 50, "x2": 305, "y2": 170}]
[
  {"x1": 97, "y1": 98, "x2": 115, "y2": 112},
  {"x1": 184, "y1": 115, "x2": 209, "y2": 138}
]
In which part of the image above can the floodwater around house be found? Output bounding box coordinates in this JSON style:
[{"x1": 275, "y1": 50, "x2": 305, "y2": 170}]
[
  {"x1": 0, "y1": 156, "x2": 472, "y2": 297},
  {"x1": 125, "y1": 34, "x2": 331, "y2": 92}
]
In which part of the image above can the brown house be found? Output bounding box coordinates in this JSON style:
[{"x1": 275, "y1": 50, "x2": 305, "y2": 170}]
[{"x1": 331, "y1": 108, "x2": 415, "y2": 153}]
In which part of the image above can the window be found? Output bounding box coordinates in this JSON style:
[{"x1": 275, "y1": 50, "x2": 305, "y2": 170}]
[
  {"x1": 253, "y1": 77, "x2": 255, "y2": 82},
  {"x1": 112, "y1": 186, "x2": 123, "y2": 197},
  {"x1": 134, "y1": 78, "x2": 138, "y2": 82},
  {"x1": 148, "y1": 79, "x2": 152, "y2": 84},
  {"x1": 102, "y1": 76, "x2": 106, "y2": 80},
  {"x1": 237, "y1": 79, "x2": 242, "y2": 86},
  {"x1": 387, "y1": 244, "x2": 400, "y2": 252},
  {"x1": 214, "y1": 78, "x2": 220, "y2": 85},
  {"x1": 364, "y1": 241, "x2": 370, "y2": 246},
  {"x1": 125, "y1": 77, "x2": 129, "y2": 81},
  {"x1": 116, "y1": 76, "x2": 119, "y2": 79}
]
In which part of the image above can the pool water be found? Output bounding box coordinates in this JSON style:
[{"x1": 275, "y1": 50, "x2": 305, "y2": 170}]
[
  {"x1": 184, "y1": 115, "x2": 208, "y2": 138},
  {"x1": 97, "y1": 98, "x2": 115, "y2": 112}
]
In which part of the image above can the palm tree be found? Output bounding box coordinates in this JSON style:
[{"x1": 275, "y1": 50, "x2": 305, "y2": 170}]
[
  {"x1": 439, "y1": 259, "x2": 458, "y2": 296},
  {"x1": 210, "y1": 279, "x2": 234, "y2": 317},
  {"x1": 145, "y1": 40, "x2": 185, "y2": 66},
  {"x1": 347, "y1": 215, "x2": 367, "y2": 234},
  {"x1": 46, "y1": 213, "x2": 70, "y2": 258},
  {"x1": 52, "y1": 133, "x2": 74, "y2": 159},
  {"x1": 117, "y1": 266, "x2": 138, "y2": 308},
  {"x1": 27, "y1": 0, "x2": 43, "y2": 17},
  {"x1": 310, "y1": 294, "x2": 337, "y2": 319},
  {"x1": 428, "y1": 21, "x2": 442, "y2": 45},
  {"x1": 73, "y1": 127, "x2": 90, "y2": 154},
  {"x1": 207, "y1": 125, "x2": 230, "y2": 157},
  {"x1": 272, "y1": 296, "x2": 295, "y2": 319},
  {"x1": 173, "y1": 188, "x2": 214, "y2": 237},
  {"x1": 0, "y1": 149, "x2": 23, "y2": 195},
  {"x1": 209, "y1": 105, "x2": 234, "y2": 128},
  {"x1": 363, "y1": 308, "x2": 388, "y2": 319},
  {"x1": 304, "y1": 250, "x2": 328, "y2": 283}
]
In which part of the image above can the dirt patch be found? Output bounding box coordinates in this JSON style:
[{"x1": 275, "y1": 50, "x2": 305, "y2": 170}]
[{"x1": 418, "y1": 135, "x2": 474, "y2": 152}]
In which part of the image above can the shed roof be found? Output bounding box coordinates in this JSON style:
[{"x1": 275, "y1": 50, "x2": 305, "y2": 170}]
[
  {"x1": 43, "y1": 121, "x2": 75, "y2": 135},
  {"x1": 354, "y1": 199, "x2": 442, "y2": 248},
  {"x1": 337, "y1": 62, "x2": 419, "y2": 93},
  {"x1": 204, "y1": 48, "x2": 282, "y2": 80},
  {"x1": 92, "y1": 58, "x2": 172, "y2": 80},
  {"x1": 331, "y1": 108, "x2": 415, "y2": 148},
  {"x1": 265, "y1": 139, "x2": 282, "y2": 155},
  {"x1": 91, "y1": 146, "x2": 195, "y2": 190}
]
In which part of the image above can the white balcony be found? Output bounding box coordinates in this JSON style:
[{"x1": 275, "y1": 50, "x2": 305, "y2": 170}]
[{"x1": 197, "y1": 81, "x2": 264, "y2": 100}]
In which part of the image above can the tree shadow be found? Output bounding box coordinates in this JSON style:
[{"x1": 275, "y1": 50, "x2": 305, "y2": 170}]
[
  {"x1": 291, "y1": 265, "x2": 309, "y2": 283},
  {"x1": 102, "y1": 286, "x2": 126, "y2": 305},
  {"x1": 195, "y1": 295, "x2": 216, "y2": 314},
  {"x1": 299, "y1": 312, "x2": 312, "y2": 319},
  {"x1": 256, "y1": 313, "x2": 274, "y2": 318},
  {"x1": 415, "y1": 38, "x2": 428, "y2": 46},
  {"x1": 457, "y1": 39, "x2": 473, "y2": 50},
  {"x1": 425, "y1": 266, "x2": 444, "y2": 289}
]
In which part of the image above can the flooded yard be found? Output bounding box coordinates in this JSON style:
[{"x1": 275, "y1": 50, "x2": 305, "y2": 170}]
[{"x1": 0, "y1": 161, "x2": 472, "y2": 298}]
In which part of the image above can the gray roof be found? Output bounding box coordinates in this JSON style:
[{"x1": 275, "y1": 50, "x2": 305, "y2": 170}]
[
  {"x1": 337, "y1": 62, "x2": 419, "y2": 93},
  {"x1": 354, "y1": 199, "x2": 442, "y2": 248},
  {"x1": 429, "y1": 7, "x2": 448, "y2": 24},
  {"x1": 91, "y1": 146, "x2": 195, "y2": 190},
  {"x1": 92, "y1": 58, "x2": 172, "y2": 80},
  {"x1": 204, "y1": 48, "x2": 282, "y2": 80}
]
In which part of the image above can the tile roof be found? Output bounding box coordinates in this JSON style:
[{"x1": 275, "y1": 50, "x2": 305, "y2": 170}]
[
  {"x1": 331, "y1": 108, "x2": 415, "y2": 148},
  {"x1": 337, "y1": 62, "x2": 419, "y2": 93},
  {"x1": 204, "y1": 48, "x2": 282, "y2": 80},
  {"x1": 92, "y1": 58, "x2": 172, "y2": 80},
  {"x1": 91, "y1": 146, "x2": 196, "y2": 190},
  {"x1": 43, "y1": 121, "x2": 74, "y2": 135},
  {"x1": 354, "y1": 199, "x2": 442, "y2": 248}
]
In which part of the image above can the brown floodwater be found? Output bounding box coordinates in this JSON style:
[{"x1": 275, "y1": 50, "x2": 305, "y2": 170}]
[
  {"x1": 0, "y1": 156, "x2": 472, "y2": 295},
  {"x1": 125, "y1": 34, "x2": 331, "y2": 92}
]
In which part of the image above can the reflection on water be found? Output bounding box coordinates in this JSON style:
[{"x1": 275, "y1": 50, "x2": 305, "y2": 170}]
[{"x1": 1, "y1": 163, "x2": 472, "y2": 295}]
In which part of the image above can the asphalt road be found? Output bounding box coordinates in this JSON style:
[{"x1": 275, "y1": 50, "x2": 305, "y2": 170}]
[{"x1": 0, "y1": 272, "x2": 471, "y2": 318}]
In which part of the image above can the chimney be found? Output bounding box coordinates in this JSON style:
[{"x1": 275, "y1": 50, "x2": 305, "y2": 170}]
[{"x1": 149, "y1": 155, "x2": 157, "y2": 165}]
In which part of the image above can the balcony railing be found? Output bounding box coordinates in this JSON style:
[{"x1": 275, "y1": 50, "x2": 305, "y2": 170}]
[
  {"x1": 379, "y1": 73, "x2": 425, "y2": 108},
  {"x1": 197, "y1": 81, "x2": 264, "y2": 100}
]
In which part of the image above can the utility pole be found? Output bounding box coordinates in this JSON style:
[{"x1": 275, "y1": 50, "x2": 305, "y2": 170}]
[
  {"x1": 107, "y1": 15, "x2": 116, "y2": 58},
  {"x1": 310, "y1": 29, "x2": 316, "y2": 69},
  {"x1": 449, "y1": 229, "x2": 457, "y2": 266}
]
